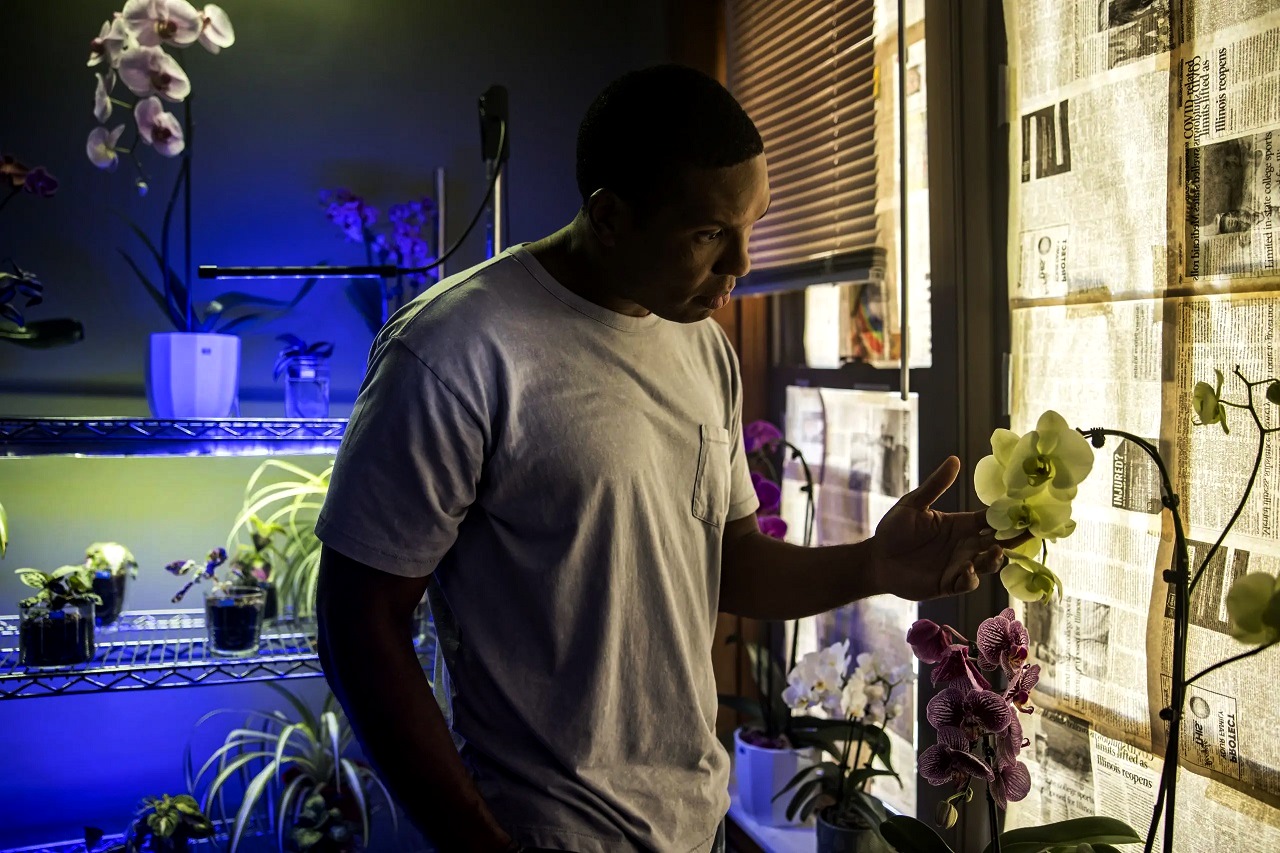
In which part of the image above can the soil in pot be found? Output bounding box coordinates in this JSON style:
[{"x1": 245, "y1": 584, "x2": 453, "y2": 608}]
[
  {"x1": 92, "y1": 571, "x2": 128, "y2": 626},
  {"x1": 20, "y1": 609, "x2": 95, "y2": 667},
  {"x1": 205, "y1": 593, "x2": 265, "y2": 657}
]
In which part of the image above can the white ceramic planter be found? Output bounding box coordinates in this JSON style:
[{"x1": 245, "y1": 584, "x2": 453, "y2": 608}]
[
  {"x1": 147, "y1": 332, "x2": 240, "y2": 418},
  {"x1": 734, "y1": 726, "x2": 814, "y2": 827}
]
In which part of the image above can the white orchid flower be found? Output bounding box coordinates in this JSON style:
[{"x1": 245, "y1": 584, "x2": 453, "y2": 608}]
[
  {"x1": 198, "y1": 4, "x2": 235, "y2": 53},
  {"x1": 135, "y1": 97, "x2": 185, "y2": 156},
  {"x1": 87, "y1": 125, "x2": 127, "y2": 170},
  {"x1": 123, "y1": 0, "x2": 202, "y2": 48},
  {"x1": 985, "y1": 489, "x2": 1076, "y2": 542},
  {"x1": 119, "y1": 45, "x2": 191, "y2": 102},
  {"x1": 88, "y1": 16, "x2": 133, "y2": 68},
  {"x1": 841, "y1": 673, "x2": 868, "y2": 719},
  {"x1": 94, "y1": 71, "x2": 116, "y2": 123},
  {"x1": 1001, "y1": 410, "x2": 1095, "y2": 501},
  {"x1": 999, "y1": 539, "x2": 1064, "y2": 603}
]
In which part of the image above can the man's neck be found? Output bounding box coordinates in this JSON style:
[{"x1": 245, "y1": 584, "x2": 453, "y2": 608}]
[{"x1": 526, "y1": 217, "x2": 649, "y2": 317}]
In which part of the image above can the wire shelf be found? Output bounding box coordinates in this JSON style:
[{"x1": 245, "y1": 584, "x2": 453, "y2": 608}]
[
  {"x1": 0, "y1": 609, "x2": 434, "y2": 700},
  {"x1": 0, "y1": 418, "x2": 347, "y2": 458}
]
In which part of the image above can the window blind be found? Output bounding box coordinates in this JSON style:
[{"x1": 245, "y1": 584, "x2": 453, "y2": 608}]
[{"x1": 728, "y1": 0, "x2": 881, "y2": 283}]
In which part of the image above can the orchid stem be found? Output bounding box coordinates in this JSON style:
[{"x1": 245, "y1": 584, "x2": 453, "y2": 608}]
[{"x1": 1186, "y1": 640, "x2": 1279, "y2": 687}]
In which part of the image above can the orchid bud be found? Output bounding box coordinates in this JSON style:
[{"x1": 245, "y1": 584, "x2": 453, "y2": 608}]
[
  {"x1": 1268, "y1": 381, "x2": 1280, "y2": 406},
  {"x1": 136, "y1": 179, "x2": 149, "y2": 196},
  {"x1": 934, "y1": 800, "x2": 959, "y2": 829}
]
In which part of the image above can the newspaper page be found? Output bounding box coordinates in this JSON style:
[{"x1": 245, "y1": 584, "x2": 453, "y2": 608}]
[
  {"x1": 1171, "y1": 8, "x2": 1280, "y2": 285},
  {"x1": 778, "y1": 386, "x2": 919, "y2": 817},
  {"x1": 1011, "y1": 1, "x2": 1172, "y2": 303},
  {"x1": 1152, "y1": 293, "x2": 1280, "y2": 806},
  {"x1": 1003, "y1": 708, "x2": 1099, "y2": 832}
]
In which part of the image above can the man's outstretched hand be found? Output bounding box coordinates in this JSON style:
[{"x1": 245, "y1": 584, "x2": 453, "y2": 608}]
[{"x1": 871, "y1": 456, "x2": 1007, "y2": 601}]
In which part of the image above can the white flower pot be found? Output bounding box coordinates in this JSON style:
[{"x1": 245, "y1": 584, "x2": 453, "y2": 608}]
[
  {"x1": 147, "y1": 332, "x2": 240, "y2": 418},
  {"x1": 734, "y1": 726, "x2": 814, "y2": 827}
]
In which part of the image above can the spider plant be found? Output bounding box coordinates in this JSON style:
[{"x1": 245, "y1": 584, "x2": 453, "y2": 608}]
[
  {"x1": 186, "y1": 683, "x2": 397, "y2": 852},
  {"x1": 226, "y1": 460, "x2": 330, "y2": 619}
]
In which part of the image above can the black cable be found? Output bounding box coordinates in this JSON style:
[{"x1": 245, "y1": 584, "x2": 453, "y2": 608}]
[{"x1": 401, "y1": 120, "x2": 506, "y2": 276}]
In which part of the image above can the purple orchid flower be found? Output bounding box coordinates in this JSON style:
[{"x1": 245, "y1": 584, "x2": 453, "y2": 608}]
[
  {"x1": 907, "y1": 619, "x2": 955, "y2": 664},
  {"x1": 743, "y1": 420, "x2": 783, "y2": 454},
  {"x1": 931, "y1": 644, "x2": 992, "y2": 691},
  {"x1": 926, "y1": 686, "x2": 1012, "y2": 741},
  {"x1": 21, "y1": 166, "x2": 58, "y2": 197},
  {"x1": 976, "y1": 608, "x2": 1030, "y2": 677},
  {"x1": 919, "y1": 726, "x2": 994, "y2": 787},
  {"x1": 991, "y1": 758, "x2": 1031, "y2": 809},
  {"x1": 997, "y1": 710, "x2": 1028, "y2": 765},
  {"x1": 758, "y1": 515, "x2": 788, "y2": 539},
  {"x1": 1005, "y1": 663, "x2": 1041, "y2": 713},
  {"x1": 751, "y1": 471, "x2": 781, "y2": 514}
]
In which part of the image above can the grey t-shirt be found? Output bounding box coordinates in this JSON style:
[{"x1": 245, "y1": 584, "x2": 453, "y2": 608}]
[{"x1": 315, "y1": 246, "x2": 758, "y2": 852}]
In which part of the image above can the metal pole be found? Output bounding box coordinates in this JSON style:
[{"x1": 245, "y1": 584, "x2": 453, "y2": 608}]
[
  {"x1": 493, "y1": 161, "x2": 505, "y2": 255},
  {"x1": 434, "y1": 166, "x2": 447, "y2": 278},
  {"x1": 898, "y1": 0, "x2": 910, "y2": 401}
]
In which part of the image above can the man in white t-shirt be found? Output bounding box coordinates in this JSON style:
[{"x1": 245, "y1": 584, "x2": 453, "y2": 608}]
[{"x1": 315, "y1": 65, "x2": 1007, "y2": 853}]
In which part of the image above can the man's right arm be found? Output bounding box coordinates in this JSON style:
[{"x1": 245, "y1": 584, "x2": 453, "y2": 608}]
[{"x1": 315, "y1": 544, "x2": 516, "y2": 853}]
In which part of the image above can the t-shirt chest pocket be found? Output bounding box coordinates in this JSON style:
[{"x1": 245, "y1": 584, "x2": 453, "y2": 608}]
[{"x1": 691, "y1": 424, "x2": 731, "y2": 528}]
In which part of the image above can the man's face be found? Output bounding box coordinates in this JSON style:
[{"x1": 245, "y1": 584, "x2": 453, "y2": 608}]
[{"x1": 603, "y1": 154, "x2": 770, "y2": 324}]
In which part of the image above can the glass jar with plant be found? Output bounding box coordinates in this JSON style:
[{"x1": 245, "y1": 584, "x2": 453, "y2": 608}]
[
  {"x1": 274, "y1": 335, "x2": 335, "y2": 419},
  {"x1": 185, "y1": 684, "x2": 398, "y2": 853},
  {"x1": 85, "y1": 541, "x2": 139, "y2": 627},
  {"x1": 168, "y1": 546, "x2": 265, "y2": 658},
  {"x1": 227, "y1": 515, "x2": 285, "y2": 622},
  {"x1": 14, "y1": 564, "x2": 101, "y2": 668}
]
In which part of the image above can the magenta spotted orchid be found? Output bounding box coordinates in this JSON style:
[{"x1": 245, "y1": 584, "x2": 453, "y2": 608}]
[{"x1": 907, "y1": 610, "x2": 1037, "y2": 826}]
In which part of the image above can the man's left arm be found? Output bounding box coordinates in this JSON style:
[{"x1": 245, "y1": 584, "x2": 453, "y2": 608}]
[{"x1": 718, "y1": 456, "x2": 1007, "y2": 619}]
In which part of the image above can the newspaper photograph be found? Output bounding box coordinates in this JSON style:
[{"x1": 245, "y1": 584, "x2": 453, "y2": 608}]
[
  {"x1": 1005, "y1": 708, "x2": 1098, "y2": 832},
  {"x1": 1172, "y1": 9, "x2": 1280, "y2": 282},
  {"x1": 778, "y1": 386, "x2": 919, "y2": 817}
]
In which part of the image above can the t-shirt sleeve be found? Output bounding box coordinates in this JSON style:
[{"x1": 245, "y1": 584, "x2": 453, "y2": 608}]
[{"x1": 315, "y1": 338, "x2": 484, "y2": 577}]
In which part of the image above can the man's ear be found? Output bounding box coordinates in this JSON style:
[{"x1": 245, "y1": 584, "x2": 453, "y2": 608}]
[{"x1": 584, "y1": 188, "x2": 633, "y2": 248}]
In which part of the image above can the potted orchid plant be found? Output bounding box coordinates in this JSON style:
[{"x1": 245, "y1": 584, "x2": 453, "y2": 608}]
[
  {"x1": 720, "y1": 418, "x2": 819, "y2": 826},
  {"x1": 275, "y1": 335, "x2": 335, "y2": 418},
  {"x1": 0, "y1": 155, "x2": 85, "y2": 348},
  {"x1": 169, "y1": 546, "x2": 266, "y2": 657},
  {"x1": 86, "y1": 1, "x2": 315, "y2": 417},
  {"x1": 883, "y1": 370, "x2": 1279, "y2": 852},
  {"x1": 777, "y1": 644, "x2": 911, "y2": 851},
  {"x1": 318, "y1": 188, "x2": 439, "y2": 332},
  {"x1": 85, "y1": 541, "x2": 139, "y2": 627}
]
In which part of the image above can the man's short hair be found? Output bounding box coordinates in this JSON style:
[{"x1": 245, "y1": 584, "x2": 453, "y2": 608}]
[{"x1": 575, "y1": 64, "x2": 764, "y2": 213}]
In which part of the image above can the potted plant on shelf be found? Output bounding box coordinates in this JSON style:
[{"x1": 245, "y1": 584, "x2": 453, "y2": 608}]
[
  {"x1": 777, "y1": 646, "x2": 908, "y2": 852},
  {"x1": 274, "y1": 335, "x2": 335, "y2": 419},
  {"x1": 92, "y1": 793, "x2": 216, "y2": 852},
  {"x1": 719, "y1": 418, "x2": 819, "y2": 826},
  {"x1": 14, "y1": 564, "x2": 100, "y2": 668},
  {"x1": 85, "y1": 2, "x2": 316, "y2": 417},
  {"x1": 186, "y1": 684, "x2": 398, "y2": 852},
  {"x1": 227, "y1": 459, "x2": 331, "y2": 620},
  {"x1": 168, "y1": 546, "x2": 265, "y2": 657},
  {"x1": 227, "y1": 514, "x2": 285, "y2": 621},
  {"x1": 85, "y1": 541, "x2": 139, "y2": 626}
]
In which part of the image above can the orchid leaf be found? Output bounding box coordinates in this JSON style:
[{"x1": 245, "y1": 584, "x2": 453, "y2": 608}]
[
  {"x1": 988, "y1": 817, "x2": 1143, "y2": 853},
  {"x1": 118, "y1": 248, "x2": 183, "y2": 329}
]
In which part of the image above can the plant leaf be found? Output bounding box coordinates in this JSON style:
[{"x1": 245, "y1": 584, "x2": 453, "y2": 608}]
[
  {"x1": 118, "y1": 248, "x2": 183, "y2": 330},
  {"x1": 987, "y1": 817, "x2": 1143, "y2": 853},
  {"x1": 0, "y1": 500, "x2": 8, "y2": 558},
  {"x1": 340, "y1": 758, "x2": 371, "y2": 844},
  {"x1": 880, "y1": 815, "x2": 958, "y2": 853},
  {"x1": 16, "y1": 568, "x2": 49, "y2": 589}
]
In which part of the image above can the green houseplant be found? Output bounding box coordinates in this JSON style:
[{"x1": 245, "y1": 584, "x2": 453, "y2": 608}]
[
  {"x1": 85, "y1": 541, "x2": 139, "y2": 627},
  {"x1": 185, "y1": 684, "x2": 398, "y2": 852},
  {"x1": 14, "y1": 564, "x2": 101, "y2": 668},
  {"x1": 169, "y1": 546, "x2": 266, "y2": 658},
  {"x1": 227, "y1": 515, "x2": 286, "y2": 621},
  {"x1": 92, "y1": 793, "x2": 216, "y2": 853},
  {"x1": 226, "y1": 460, "x2": 331, "y2": 620}
]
